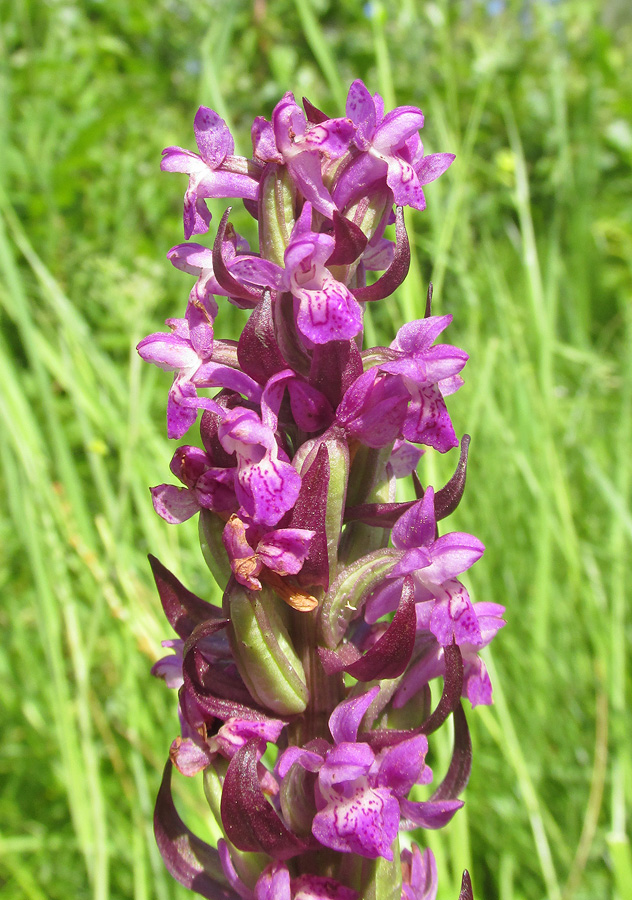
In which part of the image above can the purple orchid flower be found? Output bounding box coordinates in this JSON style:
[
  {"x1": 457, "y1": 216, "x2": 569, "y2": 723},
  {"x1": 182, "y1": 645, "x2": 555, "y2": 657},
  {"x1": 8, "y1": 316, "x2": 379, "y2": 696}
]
[
  {"x1": 137, "y1": 303, "x2": 263, "y2": 439},
  {"x1": 333, "y1": 81, "x2": 455, "y2": 212},
  {"x1": 222, "y1": 513, "x2": 315, "y2": 591},
  {"x1": 277, "y1": 689, "x2": 462, "y2": 861},
  {"x1": 230, "y1": 203, "x2": 364, "y2": 344},
  {"x1": 253, "y1": 93, "x2": 354, "y2": 218},
  {"x1": 151, "y1": 444, "x2": 237, "y2": 524},
  {"x1": 364, "y1": 486, "x2": 485, "y2": 650},
  {"x1": 393, "y1": 602, "x2": 506, "y2": 710},
  {"x1": 401, "y1": 845, "x2": 438, "y2": 900},
  {"x1": 161, "y1": 106, "x2": 261, "y2": 238}
]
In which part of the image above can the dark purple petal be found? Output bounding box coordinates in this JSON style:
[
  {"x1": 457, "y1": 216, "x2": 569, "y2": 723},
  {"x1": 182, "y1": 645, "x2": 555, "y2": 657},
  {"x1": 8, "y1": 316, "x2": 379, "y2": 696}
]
[
  {"x1": 221, "y1": 739, "x2": 308, "y2": 859},
  {"x1": 288, "y1": 443, "x2": 330, "y2": 589},
  {"x1": 343, "y1": 499, "x2": 417, "y2": 528},
  {"x1": 344, "y1": 576, "x2": 416, "y2": 681},
  {"x1": 237, "y1": 290, "x2": 288, "y2": 384},
  {"x1": 302, "y1": 97, "x2": 330, "y2": 124},
  {"x1": 148, "y1": 555, "x2": 222, "y2": 639},
  {"x1": 182, "y1": 620, "x2": 270, "y2": 720},
  {"x1": 318, "y1": 643, "x2": 362, "y2": 676},
  {"x1": 213, "y1": 209, "x2": 263, "y2": 305},
  {"x1": 154, "y1": 761, "x2": 239, "y2": 900},
  {"x1": 286, "y1": 379, "x2": 335, "y2": 432},
  {"x1": 434, "y1": 434, "x2": 470, "y2": 517},
  {"x1": 326, "y1": 212, "x2": 368, "y2": 266},
  {"x1": 352, "y1": 207, "x2": 410, "y2": 302},
  {"x1": 419, "y1": 642, "x2": 464, "y2": 735},
  {"x1": 309, "y1": 340, "x2": 364, "y2": 411}
]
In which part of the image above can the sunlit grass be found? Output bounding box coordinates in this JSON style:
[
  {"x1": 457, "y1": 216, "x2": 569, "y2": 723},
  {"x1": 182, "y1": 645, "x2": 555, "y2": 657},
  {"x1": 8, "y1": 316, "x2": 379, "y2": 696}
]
[{"x1": 0, "y1": 1, "x2": 630, "y2": 898}]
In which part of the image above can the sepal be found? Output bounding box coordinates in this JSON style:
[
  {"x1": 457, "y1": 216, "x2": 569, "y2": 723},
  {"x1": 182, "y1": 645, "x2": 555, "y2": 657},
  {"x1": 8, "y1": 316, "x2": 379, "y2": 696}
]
[
  {"x1": 154, "y1": 761, "x2": 239, "y2": 900},
  {"x1": 149, "y1": 554, "x2": 223, "y2": 638},
  {"x1": 220, "y1": 739, "x2": 309, "y2": 859}
]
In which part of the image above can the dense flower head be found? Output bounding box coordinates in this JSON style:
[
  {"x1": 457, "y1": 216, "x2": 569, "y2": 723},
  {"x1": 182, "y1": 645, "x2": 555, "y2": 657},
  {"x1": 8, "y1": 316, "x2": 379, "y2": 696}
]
[{"x1": 143, "y1": 81, "x2": 496, "y2": 900}]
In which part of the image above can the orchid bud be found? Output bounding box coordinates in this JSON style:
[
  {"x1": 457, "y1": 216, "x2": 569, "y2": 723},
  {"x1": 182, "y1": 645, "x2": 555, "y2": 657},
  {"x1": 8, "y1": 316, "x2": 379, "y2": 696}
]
[
  {"x1": 226, "y1": 581, "x2": 308, "y2": 715},
  {"x1": 259, "y1": 163, "x2": 298, "y2": 266},
  {"x1": 198, "y1": 509, "x2": 232, "y2": 589}
]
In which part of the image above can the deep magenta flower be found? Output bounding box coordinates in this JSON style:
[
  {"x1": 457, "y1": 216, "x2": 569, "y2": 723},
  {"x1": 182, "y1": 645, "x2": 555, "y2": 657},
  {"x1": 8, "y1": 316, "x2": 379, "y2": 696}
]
[
  {"x1": 161, "y1": 106, "x2": 260, "y2": 238},
  {"x1": 230, "y1": 203, "x2": 364, "y2": 344},
  {"x1": 222, "y1": 513, "x2": 315, "y2": 591},
  {"x1": 254, "y1": 92, "x2": 354, "y2": 218},
  {"x1": 334, "y1": 80, "x2": 455, "y2": 212},
  {"x1": 365, "y1": 487, "x2": 485, "y2": 648},
  {"x1": 277, "y1": 689, "x2": 462, "y2": 861},
  {"x1": 144, "y1": 81, "x2": 492, "y2": 900}
]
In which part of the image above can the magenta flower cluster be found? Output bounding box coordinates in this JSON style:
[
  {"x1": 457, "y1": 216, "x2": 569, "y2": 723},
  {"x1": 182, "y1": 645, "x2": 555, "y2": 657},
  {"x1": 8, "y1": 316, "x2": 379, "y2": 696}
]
[{"x1": 140, "y1": 80, "x2": 503, "y2": 900}]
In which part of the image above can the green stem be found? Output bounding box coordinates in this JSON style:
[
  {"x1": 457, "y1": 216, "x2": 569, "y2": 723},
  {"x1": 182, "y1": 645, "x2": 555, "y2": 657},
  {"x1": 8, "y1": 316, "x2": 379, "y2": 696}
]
[{"x1": 289, "y1": 605, "x2": 345, "y2": 746}]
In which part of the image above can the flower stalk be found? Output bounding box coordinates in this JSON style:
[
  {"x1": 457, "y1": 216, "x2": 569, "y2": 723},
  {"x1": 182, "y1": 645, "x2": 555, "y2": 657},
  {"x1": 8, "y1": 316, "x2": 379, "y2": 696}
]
[{"x1": 141, "y1": 80, "x2": 504, "y2": 900}]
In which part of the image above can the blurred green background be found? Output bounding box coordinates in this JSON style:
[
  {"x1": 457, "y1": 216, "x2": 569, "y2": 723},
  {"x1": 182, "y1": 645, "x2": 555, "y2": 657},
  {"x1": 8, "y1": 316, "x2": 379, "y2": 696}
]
[{"x1": 1, "y1": 0, "x2": 630, "y2": 898}]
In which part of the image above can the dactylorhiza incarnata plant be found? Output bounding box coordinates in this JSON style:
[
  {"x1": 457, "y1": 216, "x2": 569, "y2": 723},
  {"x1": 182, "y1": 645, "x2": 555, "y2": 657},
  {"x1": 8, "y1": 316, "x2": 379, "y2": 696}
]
[{"x1": 138, "y1": 80, "x2": 505, "y2": 900}]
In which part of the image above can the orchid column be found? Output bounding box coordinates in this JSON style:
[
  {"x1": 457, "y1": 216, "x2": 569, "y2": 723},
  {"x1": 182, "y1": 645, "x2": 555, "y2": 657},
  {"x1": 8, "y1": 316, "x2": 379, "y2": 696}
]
[{"x1": 139, "y1": 81, "x2": 504, "y2": 900}]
